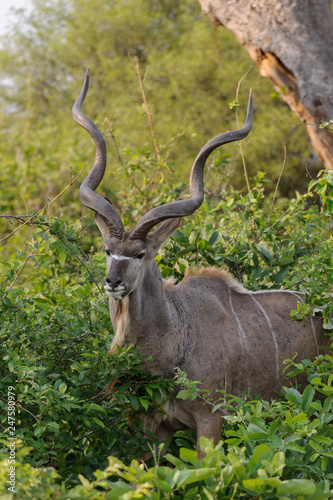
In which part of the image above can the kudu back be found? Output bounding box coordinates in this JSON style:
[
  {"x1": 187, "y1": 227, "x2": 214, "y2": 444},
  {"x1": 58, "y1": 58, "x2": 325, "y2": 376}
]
[{"x1": 73, "y1": 70, "x2": 331, "y2": 456}]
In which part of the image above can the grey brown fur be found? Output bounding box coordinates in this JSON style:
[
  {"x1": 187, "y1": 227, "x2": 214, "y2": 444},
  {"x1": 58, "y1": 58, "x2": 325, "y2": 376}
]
[{"x1": 73, "y1": 71, "x2": 331, "y2": 457}]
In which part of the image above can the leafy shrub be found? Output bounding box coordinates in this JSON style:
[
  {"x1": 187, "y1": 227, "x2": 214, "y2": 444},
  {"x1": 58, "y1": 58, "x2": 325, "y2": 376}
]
[
  {"x1": 0, "y1": 222, "x2": 172, "y2": 484},
  {"x1": 0, "y1": 166, "x2": 332, "y2": 497}
]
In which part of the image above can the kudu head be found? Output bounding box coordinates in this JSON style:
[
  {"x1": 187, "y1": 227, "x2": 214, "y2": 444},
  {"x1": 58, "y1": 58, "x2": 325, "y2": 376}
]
[{"x1": 73, "y1": 70, "x2": 253, "y2": 300}]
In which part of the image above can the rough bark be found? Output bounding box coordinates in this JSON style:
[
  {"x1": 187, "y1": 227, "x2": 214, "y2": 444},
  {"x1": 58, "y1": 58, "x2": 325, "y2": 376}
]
[{"x1": 198, "y1": 0, "x2": 333, "y2": 169}]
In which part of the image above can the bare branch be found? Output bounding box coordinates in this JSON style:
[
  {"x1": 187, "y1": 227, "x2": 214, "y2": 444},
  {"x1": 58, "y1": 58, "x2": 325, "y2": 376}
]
[
  {"x1": 234, "y1": 67, "x2": 252, "y2": 193},
  {"x1": 0, "y1": 169, "x2": 84, "y2": 244},
  {"x1": 271, "y1": 146, "x2": 287, "y2": 214},
  {"x1": 8, "y1": 233, "x2": 48, "y2": 290},
  {"x1": 132, "y1": 56, "x2": 163, "y2": 170}
]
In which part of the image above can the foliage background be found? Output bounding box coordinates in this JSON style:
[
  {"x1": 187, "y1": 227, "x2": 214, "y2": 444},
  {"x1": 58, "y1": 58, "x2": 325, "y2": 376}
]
[
  {"x1": 0, "y1": 0, "x2": 332, "y2": 498},
  {"x1": 0, "y1": 0, "x2": 322, "y2": 226}
]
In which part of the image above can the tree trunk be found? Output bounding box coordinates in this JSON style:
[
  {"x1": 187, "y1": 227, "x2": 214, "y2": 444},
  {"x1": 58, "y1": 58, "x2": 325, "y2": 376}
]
[{"x1": 198, "y1": 0, "x2": 333, "y2": 169}]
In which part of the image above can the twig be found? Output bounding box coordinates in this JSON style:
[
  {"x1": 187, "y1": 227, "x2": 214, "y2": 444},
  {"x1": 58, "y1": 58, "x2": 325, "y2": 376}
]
[
  {"x1": 107, "y1": 123, "x2": 125, "y2": 168},
  {"x1": 0, "y1": 214, "x2": 33, "y2": 225},
  {"x1": 71, "y1": 239, "x2": 107, "y2": 292},
  {"x1": 270, "y1": 146, "x2": 287, "y2": 216},
  {"x1": 89, "y1": 387, "x2": 109, "y2": 402},
  {"x1": 51, "y1": 332, "x2": 91, "y2": 372},
  {"x1": 133, "y1": 56, "x2": 161, "y2": 164},
  {"x1": 235, "y1": 67, "x2": 252, "y2": 193},
  {"x1": 8, "y1": 233, "x2": 48, "y2": 290},
  {"x1": 107, "y1": 123, "x2": 142, "y2": 193},
  {"x1": 132, "y1": 56, "x2": 165, "y2": 192},
  {"x1": 2, "y1": 213, "x2": 105, "y2": 297},
  {"x1": 0, "y1": 396, "x2": 40, "y2": 422},
  {"x1": 0, "y1": 169, "x2": 84, "y2": 244},
  {"x1": 48, "y1": 225, "x2": 105, "y2": 295}
]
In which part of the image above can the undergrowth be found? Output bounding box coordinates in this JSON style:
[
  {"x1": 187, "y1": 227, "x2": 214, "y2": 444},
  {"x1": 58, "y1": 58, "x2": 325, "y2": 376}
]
[{"x1": 0, "y1": 165, "x2": 332, "y2": 498}]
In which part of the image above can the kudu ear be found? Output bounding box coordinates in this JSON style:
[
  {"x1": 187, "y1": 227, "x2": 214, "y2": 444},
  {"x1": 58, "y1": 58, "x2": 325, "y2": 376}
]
[
  {"x1": 95, "y1": 212, "x2": 113, "y2": 242},
  {"x1": 149, "y1": 217, "x2": 181, "y2": 250}
]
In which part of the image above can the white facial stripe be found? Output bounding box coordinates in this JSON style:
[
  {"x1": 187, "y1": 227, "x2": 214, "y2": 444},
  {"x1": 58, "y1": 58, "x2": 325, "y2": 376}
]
[{"x1": 111, "y1": 254, "x2": 132, "y2": 261}]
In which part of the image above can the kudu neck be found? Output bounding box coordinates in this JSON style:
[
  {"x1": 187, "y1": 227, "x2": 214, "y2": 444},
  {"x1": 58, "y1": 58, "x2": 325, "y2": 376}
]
[{"x1": 109, "y1": 258, "x2": 172, "y2": 345}]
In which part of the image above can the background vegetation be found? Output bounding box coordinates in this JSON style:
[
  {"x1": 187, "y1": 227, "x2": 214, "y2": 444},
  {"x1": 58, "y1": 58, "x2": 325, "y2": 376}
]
[
  {"x1": 0, "y1": 0, "x2": 332, "y2": 498},
  {"x1": 1, "y1": 170, "x2": 333, "y2": 498},
  {"x1": 0, "y1": 0, "x2": 322, "y2": 227}
]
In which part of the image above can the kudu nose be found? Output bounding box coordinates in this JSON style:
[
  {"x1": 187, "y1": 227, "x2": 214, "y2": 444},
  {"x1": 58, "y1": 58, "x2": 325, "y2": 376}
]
[{"x1": 105, "y1": 276, "x2": 123, "y2": 289}]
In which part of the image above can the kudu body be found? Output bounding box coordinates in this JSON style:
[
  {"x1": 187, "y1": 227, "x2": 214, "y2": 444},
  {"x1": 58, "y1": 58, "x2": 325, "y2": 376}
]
[{"x1": 73, "y1": 71, "x2": 331, "y2": 456}]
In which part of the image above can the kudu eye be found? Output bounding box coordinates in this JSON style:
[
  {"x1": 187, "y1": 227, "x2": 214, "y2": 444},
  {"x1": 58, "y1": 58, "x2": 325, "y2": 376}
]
[
  {"x1": 105, "y1": 249, "x2": 111, "y2": 256},
  {"x1": 136, "y1": 253, "x2": 145, "y2": 260}
]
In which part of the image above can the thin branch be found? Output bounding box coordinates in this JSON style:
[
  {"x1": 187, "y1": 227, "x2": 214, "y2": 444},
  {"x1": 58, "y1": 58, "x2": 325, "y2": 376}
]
[
  {"x1": 0, "y1": 214, "x2": 33, "y2": 225},
  {"x1": 107, "y1": 124, "x2": 125, "y2": 168},
  {"x1": 270, "y1": 146, "x2": 287, "y2": 216},
  {"x1": 50, "y1": 332, "x2": 91, "y2": 372},
  {"x1": 47, "y1": 225, "x2": 105, "y2": 295},
  {"x1": 132, "y1": 56, "x2": 164, "y2": 187},
  {"x1": 235, "y1": 67, "x2": 252, "y2": 193},
  {"x1": 71, "y1": 239, "x2": 107, "y2": 291},
  {"x1": 107, "y1": 123, "x2": 143, "y2": 194},
  {"x1": 0, "y1": 396, "x2": 40, "y2": 422},
  {"x1": 2, "y1": 213, "x2": 105, "y2": 296},
  {"x1": 8, "y1": 233, "x2": 48, "y2": 290},
  {"x1": 0, "y1": 168, "x2": 84, "y2": 244}
]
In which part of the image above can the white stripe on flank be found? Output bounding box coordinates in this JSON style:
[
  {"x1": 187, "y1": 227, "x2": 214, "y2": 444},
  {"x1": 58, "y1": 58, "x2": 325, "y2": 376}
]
[
  {"x1": 229, "y1": 289, "x2": 247, "y2": 362},
  {"x1": 253, "y1": 290, "x2": 304, "y2": 295},
  {"x1": 250, "y1": 295, "x2": 280, "y2": 379},
  {"x1": 288, "y1": 292, "x2": 319, "y2": 356}
]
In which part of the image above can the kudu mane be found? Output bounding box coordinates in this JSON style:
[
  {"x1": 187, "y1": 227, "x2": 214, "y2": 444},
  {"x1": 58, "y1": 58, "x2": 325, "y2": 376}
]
[{"x1": 182, "y1": 267, "x2": 247, "y2": 293}]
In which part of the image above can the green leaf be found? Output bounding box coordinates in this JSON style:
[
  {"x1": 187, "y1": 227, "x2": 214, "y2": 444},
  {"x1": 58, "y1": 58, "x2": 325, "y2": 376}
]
[
  {"x1": 278, "y1": 256, "x2": 294, "y2": 266},
  {"x1": 256, "y1": 244, "x2": 272, "y2": 262},
  {"x1": 292, "y1": 412, "x2": 308, "y2": 424},
  {"x1": 221, "y1": 465, "x2": 234, "y2": 486},
  {"x1": 3, "y1": 296, "x2": 13, "y2": 307},
  {"x1": 128, "y1": 395, "x2": 140, "y2": 410},
  {"x1": 209, "y1": 231, "x2": 219, "y2": 245},
  {"x1": 272, "y1": 451, "x2": 285, "y2": 473},
  {"x1": 326, "y1": 198, "x2": 333, "y2": 212},
  {"x1": 285, "y1": 388, "x2": 303, "y2": 405},
  {"x1": 156, "y1": 467, "x2": 180, "y2": 489},
  {"x1": 58, "y1": 382, "x2": 67, "y2": 395},
  {"x1": 34, "y1": 426, "x2": 46, "y2": 437},
  {"x1": 139, "y1": 398, "x2": 149, "y2": 411},
  {"x1": 309, "y1": 439, "x2": 325, "y2": 454},
  {"x1": 248, "y1": 444, "x2": 273, "y2": 471},
  {"x1": 176, "y1": 468, "x2": 216, "y2": 488},
  {"x1": 302, "y1": 384, "x2": 315, "y2": 410},
  {"x1": 93, "y1": 417, "x2": 105, "y2": 428},
  {"x1": 59, "y1": 249, "x2": 66, "y2": 264},
  {"x1": 243, "y1": 477, "x2": 266, "y2": 494},
  {"x1": 180, "y1": 448, "x2": 200, "y2": 466},
  {"x1": 107, "y1": 485, "x2": 134, "y2": 499},
  {"x1": 59, "y1": 277, "x2": 67, "y2": 287},
  {"x1": 176, "y1": 389, "x2": 192, "y2": 400},
  {"x1": 164, "y1": 454, "x2": 188, "y2": 470},
  {"x1": 284, "y1": 443, "x2": 306, "y2": 454},
  {"x1": 47, "y1": 422, "x2": 60, "y2": 434},
  {"x1": 278, "y1": 479, "x2": 316, "y2": 495},
  {"x1": 152, "y1": 477, "x2": 172, "y2": 493}
]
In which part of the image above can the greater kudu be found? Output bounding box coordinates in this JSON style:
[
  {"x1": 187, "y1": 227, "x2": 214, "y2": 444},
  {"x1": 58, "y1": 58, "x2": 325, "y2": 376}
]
[{"x1": 73, "y1": 70, "x2": 331, "y2": 456}]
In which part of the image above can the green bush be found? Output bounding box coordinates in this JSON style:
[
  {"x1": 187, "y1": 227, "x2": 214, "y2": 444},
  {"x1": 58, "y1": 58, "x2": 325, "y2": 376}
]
[
  {"x1": 0, "y1": 220, "x2": 172, "y2": 484},
  {"x1": 0, "y1": 167, "x2": 332, "y2": 497}
]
